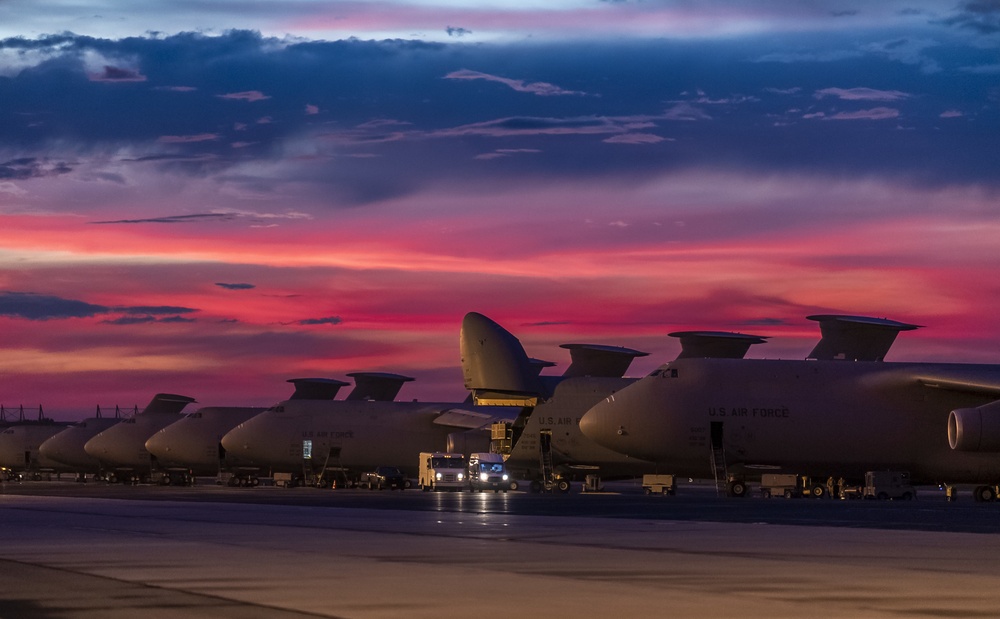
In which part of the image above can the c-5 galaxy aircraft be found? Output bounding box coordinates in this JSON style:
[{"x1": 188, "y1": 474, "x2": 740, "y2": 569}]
[
  {"x1": 84, "y1": 393, "x2": 196, "y2": 483},
  {"x1": 460, "y1": 312, "x2": 767, "y2": 492},
  {"x1": 0, "y1": 406, "x2": 71, "y2": 479},
  {"x1": 39, "y1": 405, "x2": 128, "y2": 480},
  {"x1": 145, "y1": 374, "x2": 414, "y2": 485},
  {"x1": 580, "y1": 314, "x2": 1000, "y2": 501},
  {"x1": 219, "y1": 375, "x2": 499, "y2": 487}
]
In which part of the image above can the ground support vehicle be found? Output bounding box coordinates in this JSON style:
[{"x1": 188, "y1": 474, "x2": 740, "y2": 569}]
[
  {"x1": 152, "y1": 469, "x2": 196, "y2": 486},
  {"x1": 360, "y1": 466, "x2": 408, "y2": 490},
  {"x1": 419, "y1": 452, "x2": 466, "y2": 491},
  {"x1": 641, "y1": 474, "x2": 676, "y2": 495},
  {"x1": 467, "y1": 453, "x2": 514, "y2": 492},
  {"x1": 864, "y1": 470, "x2": 916, "y2": 500},
  {"x1": 760, "y1": 474, "x2": 831, "y2": 498}
]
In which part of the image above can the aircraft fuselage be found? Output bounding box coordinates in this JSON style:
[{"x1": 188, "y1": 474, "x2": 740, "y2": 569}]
[{"x1": 580, "y1": 358, "x2": 1000, "y2": 483}]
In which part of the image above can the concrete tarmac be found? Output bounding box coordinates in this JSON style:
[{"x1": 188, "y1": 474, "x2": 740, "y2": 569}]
[{"x1": 2, "y1": 485, "x2": 1000, "y2": 618}]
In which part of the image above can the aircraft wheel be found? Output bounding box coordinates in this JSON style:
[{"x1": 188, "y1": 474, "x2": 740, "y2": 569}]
[
  {"x1": 556, "y1": 480, "x2": 571, "y2": 493},
  {"x1": 974, "y1": 486, "x2": 995, "y2": 502},
  {"x1": 810, "y1": 485, "x2": 826, "y2": 498},
  {"x1": 728, "y1": 480, "x2": 747, "y2": 498}
]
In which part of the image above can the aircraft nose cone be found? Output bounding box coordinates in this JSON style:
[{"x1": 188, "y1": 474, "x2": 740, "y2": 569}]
[
  {"x1": 579, "y1": 395, "x2": 627, "y2": 451},
  {"x1": 144, "y1": 430, "x2": 171, "y2": 458},
  {"x1": 220, "y1": 424, "x2": 250, "y2": 455},
  {"x1": 460, "y1": 312, "x2": 542, "y2": 394}
]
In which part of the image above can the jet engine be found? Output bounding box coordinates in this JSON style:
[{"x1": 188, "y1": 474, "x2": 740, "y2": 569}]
[{"x1": 948, "y1": 401, "x2": 1000, "y2": 452}]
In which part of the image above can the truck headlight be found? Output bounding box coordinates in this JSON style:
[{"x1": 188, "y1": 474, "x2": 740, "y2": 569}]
[
  {"x1": 502, "y1": 474, "x2": 509, "y2": 481},
  {"x1": 435, "y1": 472, "x2": 442, "y2": 480},
  {"x1": 457, "y1": 473, "x2": 464, "y2": 480},
  {"x1": 480, "y1": 473, "x2": 488, "y2": 482}
]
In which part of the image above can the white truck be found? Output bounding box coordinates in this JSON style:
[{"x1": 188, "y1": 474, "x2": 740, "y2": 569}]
[
  {"x1": 418, "y1": 452, "x2": 466, "y2": 491},
  {"x1": 467, "y1": 452, "x2": 515, "y2": 492}
]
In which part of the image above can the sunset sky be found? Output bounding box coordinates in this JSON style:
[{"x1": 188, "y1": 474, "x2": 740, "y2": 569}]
[{"x1": 2, "y1": 1, "x2": 999, "y2": 419}]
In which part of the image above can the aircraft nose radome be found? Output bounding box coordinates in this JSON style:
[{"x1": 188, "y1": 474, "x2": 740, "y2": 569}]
[
  {"x1": 460, "y1": 311, "x2": 541, "y2": 393},
  {"x1": 220, "y1": 425, "x2": 249, "y2": 454},
  {"x1": 579, "y1": 397, "x2": 620, "y2": 449},
  {"x1": 83, "y1": 435, "x2": 108, "y2": 459},
  {"x1": 144, "y1": 431, "x2": 169, "y2": 457}
]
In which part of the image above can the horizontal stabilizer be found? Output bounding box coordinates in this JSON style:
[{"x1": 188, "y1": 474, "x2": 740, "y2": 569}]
[
  {"x1": 559, "y1": 343, "x2": 649, "y2": 378},
  {"x1": 345, "y1": 372, "x2": 415, "y2": 401},
  {"x1": 807, "y1": 314, "x2": 920, "y2": 362},
  {"x1": 141, "y1": 393, "x2": 197, "y2": 415},
  {"x1": 461, "y1": 312, "x2": 544, "y2": 399},
  {"x1": 669, "y1": 331, "x2": 768, "y2": 359},
  {"x1": 433, "y1": 408, "x2": 501, "y2": 429},
  {"x1": 287, "y1": 378, "x2": 350, "y2": 400}
]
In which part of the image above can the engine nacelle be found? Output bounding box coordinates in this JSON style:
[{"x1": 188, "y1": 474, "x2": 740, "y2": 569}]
[{"x1": 948, "y1": 401, "x2": 1000, "y2": 452}]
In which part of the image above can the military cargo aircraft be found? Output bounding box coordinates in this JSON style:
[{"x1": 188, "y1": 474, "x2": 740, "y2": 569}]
[
  {"x1": 460, "y1": 312, "x2": 767, "y2": 492},
  {"x1": 145, "y1": 375, "x2": 412, "y2": 485},
  {"x1": 580, "y1": 314, "x2": 1000, "y2": 501},
  {"x1": 83, "y1": 393, "x2": 196, "y2": 483},
  {"x1": 38, "y1": 405, "x2": 128, "y2": 480},
  {"x1": 219, "y1": 373, "x2": 500, "y2": 487},
  {"x1": 0, "y1": 406, "x2": 71, "y2": 479}
]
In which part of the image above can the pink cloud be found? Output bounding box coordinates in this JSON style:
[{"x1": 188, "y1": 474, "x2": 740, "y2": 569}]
[
  {"x1": 603, "y1": 133, "x2": 669, "y2": 144},
  {"x1": 815, "y1": 87, "x2": 910, "y2": 101},
  {"x1": 157, "y1": 133, "x2": 220, "y2": 143},
  {"x1": 216, "y1": 91, "x2": 271, "y2": 102},
  {"x1": 445, "y1": 69, "x2": 586, "y2": 96},
  {"x1": 826, "y1": 107, "x2": 900, "y2": 120}
]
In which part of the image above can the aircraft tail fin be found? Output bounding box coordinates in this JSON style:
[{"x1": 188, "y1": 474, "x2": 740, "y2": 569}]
[
  {"x1": 345, "y1": 372, "x2": 415, "y2": 401},
  {"x1": 287, "y1": 378, "x2": 350, "y2": 400},
  {"x1": 806, "y1": 315, "x2": 920, "y2": 362},
  {"x1": 559, "y1": 343, "x2": 649, "y2": 377},
  {"x1": 141, "y1": 393, "x2": 197, "y2": 415},
  {"x1": 461, "y1": 312, "x2": 545, "y2": 404},
  {"x1": 669, "y1": 331, "x2": 768, "y2": 359}
]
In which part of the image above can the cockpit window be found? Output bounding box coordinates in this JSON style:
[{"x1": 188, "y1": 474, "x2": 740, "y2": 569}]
[{"x1": 649, "y1": 367, "x2": 678, "y2": 378}]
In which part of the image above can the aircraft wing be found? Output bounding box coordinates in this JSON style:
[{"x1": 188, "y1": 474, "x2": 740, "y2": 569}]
[
  {"x1": 916, "y1": 371, "x2": 1000, "y2": 397},
  {"x1": 432, "y1": 408, "x2": 511, "y2": 429}
]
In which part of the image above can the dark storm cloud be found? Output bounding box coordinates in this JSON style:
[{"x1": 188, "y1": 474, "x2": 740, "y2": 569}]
[
  {"x1": 942, "y1": 1, "x2": 1000, "y2": 34},
  {"x1": 446, "y1": 26, "x2": 472, "y2": 37},
  {"x1": 90, "y1": 213, "x2": 239, "y2": 224},
  {"x1": 296, "y1": 316, "x2": 343, "y2": 325},
  {"x1": 215, "y1": 282, "x2": 256, "y2": 290},
  {"x1": 0, "y1": 292, "x2": 107, "y2": 320},
  {"x1": 113, "y1": 305, "x2": 196, "y2": 315},
  {"x1": 0, "y1": 158, "x2": 72, "y2": 180},
  {"x1": 1, "y1": 29, "x2": 998, "y2": 194},
  {"x1": 89, "y1": 65, "x2": 146, "y2": 82},
  {"x1": 0, "y1": 291, "x2": 197, "y2": 321}
]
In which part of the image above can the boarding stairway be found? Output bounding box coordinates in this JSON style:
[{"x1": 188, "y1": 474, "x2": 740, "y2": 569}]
[
  {"x1": 709, "y1": 422, "x2": 728, "y2": 496},
  {"x1": 539, "y1": 429, "x2": 555, "y2": 488}
]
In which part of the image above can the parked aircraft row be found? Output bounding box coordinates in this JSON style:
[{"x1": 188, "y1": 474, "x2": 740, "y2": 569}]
[{"x1": 3, "y1": 311, "x2": 1000, "y2": 501}]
